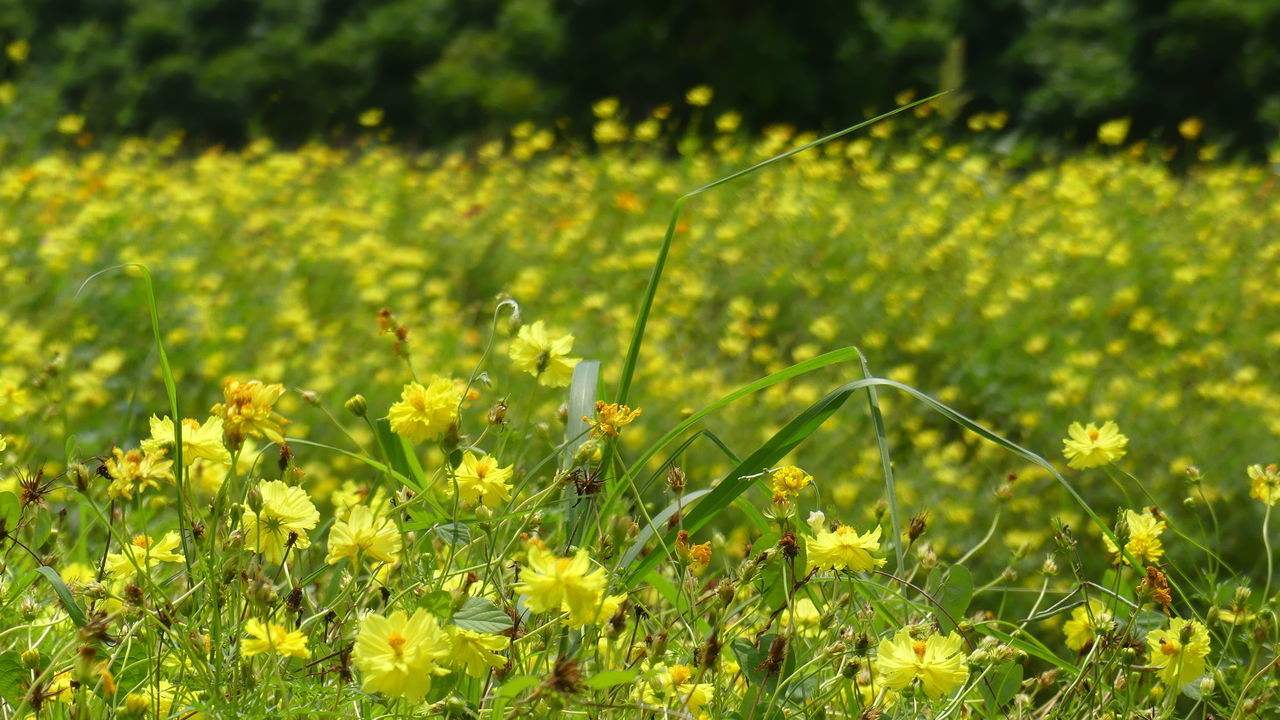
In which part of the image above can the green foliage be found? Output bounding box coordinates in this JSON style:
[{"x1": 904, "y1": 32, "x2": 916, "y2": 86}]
[{"x1": 0, "y1": 1, "x2": 1278, "y2": 153}]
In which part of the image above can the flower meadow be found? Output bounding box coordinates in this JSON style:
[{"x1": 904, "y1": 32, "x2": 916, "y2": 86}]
[{"x1": 1, "y1": 96, "x2": 1280, "y2": 718}]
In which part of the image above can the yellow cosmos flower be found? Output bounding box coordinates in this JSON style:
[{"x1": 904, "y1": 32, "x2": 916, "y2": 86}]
[
  {"x1": 325, "y1": 504, "x2": 401, "y2": 565},
  {"x1": 1062, "y1": 600, "x2": 1114, "y2": 652},
  {"x1": 352, "y1": 609, "x2": 452, "y2": 701},
  {"x1": 1097, "y1": 118, "x2": 1131, "y2": 146},
  {"x1": 1248, "y1": 464, "x2": 1280, "y2": 506},
  {"x1": 1147, "y1": 618, "x2": 1210, "y2": 687},
  {"x1": 637, "y1": 663, "x2": 715, "y2": 716},
  {"x1": 211, "y1": 379, "x2": 289, "y2": 449},
  {"x1": 387, "y1": 376, "x2": 462, "y2": 443},
  {"x1": 106, "y1": 531, "x2": 185, "y2": 578},
  {"x1": 806, "y1": 524, "x2": 886, "y2": 573},
  {"x1": 1062, "y1": 421, "x2": 1128, "y2": 469},
  {"x1": 104, "y1": 446, "x2": 174, "y2": 501},
  {"x1": 450, "y1": 451, "x2": 514, "y2": 508},
  {"x1": 770, "y1": 465, "x2": 812, "y2": 497},
  {"x1": 241, "y1": 618, "x2": 310, "y2": 659},
  {"x1": 514, "y1": 542, "x2": 608, "y2": 621},
  {"x1": 242, "y1": 480, "x2": 319, "y2": 564},
  {"x1": 874, "y1": 628, "x2": 970, "y2": 700},
  {"x1": 445, "y1": 626, "x2": 509, "y2": 677},
  {"x1": 1104, "y1": 508, "x2": 1166, "y2": 564},
  {"x1": 508, "y1": 321, "x2": 580, "y2": 388},
  {"x1": 780, "y1": 597, "x2": 822, "y2": 638},
  {"x1": 685, "y1": 85, "x2": 714, "y2": 107},
  {"x1": 142, "y1": 415, "x2": 231, "y2": 466},
  {"x1": 562, "y1": 592, "x2": 626, "y2": 629},
  {"x1": 587, "y1": 401, "x2": 642, "y2": 438}
]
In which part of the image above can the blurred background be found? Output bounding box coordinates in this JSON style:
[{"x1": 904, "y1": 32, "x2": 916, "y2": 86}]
[{"x1": 1, "y1": 0, "x2": 1278, "y2": 156}]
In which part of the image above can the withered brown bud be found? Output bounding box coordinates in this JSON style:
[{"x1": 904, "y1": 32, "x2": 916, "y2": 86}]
[
  {"x1": 278, "y1": 443, "x2": 294, "y2": 472},
  {"x1": 777, "y1": 530, "x2": 798, "y2": 559},
  {"x1": 488, "y1": 401, "x2": 508, "y2": 425},
  {"x1": 908, "y1": 512, "x2": 928, "y2": 543},
  {"x1": 667, "y1": 466, "x2": 687, "y2": 493}
]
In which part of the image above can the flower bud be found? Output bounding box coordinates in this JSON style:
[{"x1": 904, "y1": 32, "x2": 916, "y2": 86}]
[{"x1": 344, "y1": 394, "x2": 368, "y2": 418}]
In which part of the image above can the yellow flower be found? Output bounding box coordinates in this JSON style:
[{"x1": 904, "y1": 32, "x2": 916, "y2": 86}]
[
  {"x1": 445, "y1": 626, "x2": 509, "y2": 677},
  {"x1": 1178, "y1": 117, "x2": 1203, "y2": 141},
  {"x1": 56, "y1": 114, "x2": 85, "y2": 135},
  {"x1": 242, "y1": 480, "x2": 319, "y2": 564},
  {"x1": 637, "y1": 664, "x2": 715, "y2": 716},
  {"x1": 6, "y1": 40, "x2": 29, "y2": 63},
  {"x1": 514, "y1": 542, "x2": 607, "y2": 620},
  {"x1": 450, "y1": 451, "x2": 513, "y2": 508},
  {"x1": 1104, "y1": 508, "x2": 1166, "y2": 564},
  {"x1": 685, "y1": 85, "x2": 714, "y2": 107},
  {"x1": 563, "y1": 592, "x2": 626, "y2": 629},
  {"x1": 358, "y1": 108, "x2": 384, "y2": 127},
  {"x1": 104, "y1": 446, "x2": 174, "y2": 500},
  {"x1": 770, "y1": 465, "x2": 812, "y2": 497},
  {"x1": 806, "y1": 525, "x2": 886, "y2": 573},
  {"x1": 508, "y1": 321, "x2": 580, "y2": 388},
  {"x1": 211, "y1": 379, "x2": 289, "y2": 448},
  {"x1": 874, "y1": 628, "x2": 970, "y2": 700},
  {"x1": 331, "y1": 480, "x2": 390, "y2": 519},
  {"x1": 587, "y1": 401, "x2": 642, "y2": 438},
  {"x1": 780, "y1": 597, "x2": 822, "y2": 638},
  {"x1": 1147, "y1": 618, "x2": 1210, "y2": 687},
  {"x1": 387, "y1": 376, "x2": 462, "y2": 443},
  {"x1": 1097, "y1": 118, "x2": 1131, "y2": 146},
  {"x1": 352, "y1": 609, "x2": 452, "y2": 700},
  {"x1": 1062, "y1": 421, "x2": 1128, "y2": 469},
  {"x1": 241, "y1": 618, "x2": 310, "y2": 659},
  {"x1": 106, "y1": 531, "x2": 185, "y2": 578},
  {"x1": 715, "y1": 111, "x2": 742, "y2": 133},
  {"x1": 142, "y1": 415, "x2": 231, "y2": 466},
  {"x1": 1248, "y1": 464, "x2": 1280, "y2": 506},
  {"x1": 325, "y1": 504, "x2": 401, "y2": 565},
  {"x1": 1062, "y1": 600, "x2": 1113, "y2": 652}
]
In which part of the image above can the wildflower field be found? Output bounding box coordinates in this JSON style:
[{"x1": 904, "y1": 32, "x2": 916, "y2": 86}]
[{"x1": 1, "y1": 99, "x2": 1279, "y2": 718}]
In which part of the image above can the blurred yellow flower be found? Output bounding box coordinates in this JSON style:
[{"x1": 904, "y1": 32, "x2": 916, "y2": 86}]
[
  {"x1": 106, "y1": 531, "x2": 184, "y2": 578},
  {"x1": 685, "y1": 85, "x2": 713, "y2": 107},
  {"x1": 1097, "y1": 118, "x2": 1131, "y2": 146},
  {"x1": 1247, "y1": 464, "x2": 1279, "y2": 506},
  {"x1": 358, "y1": 108, "x2": 384, "y2": 128},
  {"x1": 1178, "y1": 117, "x2": 1203, "y2": 141},
  {"x1": 1062, "y1": 599, "x2": 1113, "y2": 651},
  {"x1": 241, "y1": 618, "x2": 310, "y2": 659},
  {"x1": 6, "y1": 40, "x2": 28, "y2": 63},
  {"x1": 445, "y1": 626, "x2": 509, "y2": 676},
  {"x1": 514, "y1": 542, "x2": 607, "y2": 621},
  {"x1": 56, "y1": 114, "x2": 85, "y2": 135}
]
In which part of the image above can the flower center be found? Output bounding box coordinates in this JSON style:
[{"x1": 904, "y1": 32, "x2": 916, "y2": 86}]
[
  {"x1": 132, "y1": 535, "x2": 152, "y2": 549},
  {"x1": 387, "y1": 632, "x2": 407, "y2": 656},
  {"x1": 1159, "y1": 638, "x2": 1181, "y2": 656},
  {"x1": 1088, "y1": 429, "x2": 1099, "y2": 441},
  {"x1": 912, "y1": 640, "x2": 927, "y2": 660}
]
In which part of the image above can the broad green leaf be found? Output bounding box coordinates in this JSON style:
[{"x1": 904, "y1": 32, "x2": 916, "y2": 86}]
[
  {"x1": 0, "y1": 492, "x2": 19, "y2": 532},
  {"x1": 0, "y1": 650, "x2": 24, "y2": 700},
  {"x1": 452, "y1": 597, "x2": 511, "y2": 634},
  {"x1": 434, "y1": 522, "x2": 471, "y2": 546},
  {"x1": 937, "y1": 565, "x2": 973, "y2": 632},
  {"x1": 418, "y1": 590, "x2": 451, "y2": 618},
  {"x1": 36, "y1": 566, "x2": 88, "y2": 627},
  {"x1": 980, "y1": 661, "x2": 1023, "y2": 711}
]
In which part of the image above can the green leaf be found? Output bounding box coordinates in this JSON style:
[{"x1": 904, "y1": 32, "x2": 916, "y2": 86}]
[
  {"x1": 1131, "y1": 609, "x2": 1167, "y2": 639},
  {"x1": 35, "y1": 566, "x2": 88, "y2": 627},
  {"x1": 582, "y1": 669, "x2": 639, "y2": 689},
  {"x1": 492, "y1": 674, "x2": 540, "y2": 717},
  {"x1": 418, "y1": 590, "x2": 451, "y2": 618},
  {"x1": 980, "y1": 661, "x2": 1023, "y2": 711},
  {"x1": 434, "y1": 522, "x2": 471, "y2": 546},
  {"x1": 0, "y1": 650, "x2": 24, "y2": 700},
  {"x1": 373, "y1": 418, "x2": 422, "y2": 492},
  {"x1": 937, "y1": 565, "x2": 973, "y2": 632},
  {"x1": 452, "y1": 597, "x2": 511, "y2": 634},
  {"x1": 0, "y1": 491, "x2": 19, "y2": 531}
]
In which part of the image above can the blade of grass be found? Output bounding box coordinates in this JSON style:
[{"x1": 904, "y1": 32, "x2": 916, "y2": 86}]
[{"x1": 614, "y1": 92, "x2": 951, "y2": 408}]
